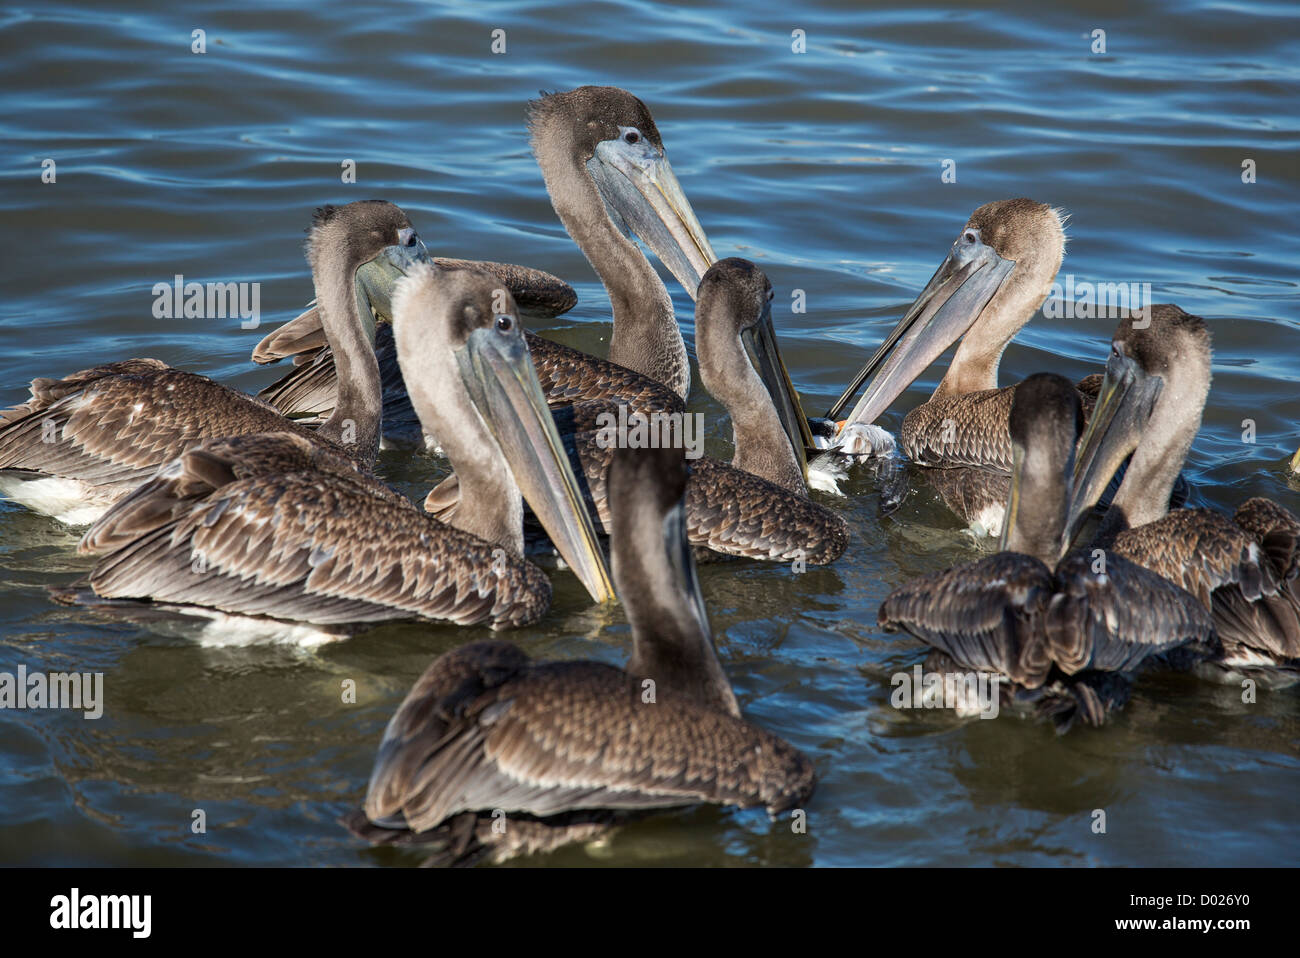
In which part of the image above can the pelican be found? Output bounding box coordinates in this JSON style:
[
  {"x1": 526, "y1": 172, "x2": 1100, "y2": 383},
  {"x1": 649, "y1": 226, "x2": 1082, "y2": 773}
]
[
  {"x1": 342, "y1": 443, "x2": 816, "y2": 866},
  {"x1": 826, "y1": 199, "x2": 1074, "y2": 534},
  {"x1": 1065, "y1": 305, "x2": 1300, "y2": 683},
  {"x1": 247, "y1": 85, "x2": 725, "y2": 447},
  {"x1": 0, "y1": 201, "x2": 427, "y2": 525},
  {"x1": 696, "y1": 258, "x2": 814, "y2": 495},
  {"x1": 58, "y1": 264, "x2": 614, "y2": 633},
  {"x1": 424, "y1": 258, "x2": 848, "y2": 564},
  {"x1": 880, "y1": 373, "x2": 1213, "y2": 730}
]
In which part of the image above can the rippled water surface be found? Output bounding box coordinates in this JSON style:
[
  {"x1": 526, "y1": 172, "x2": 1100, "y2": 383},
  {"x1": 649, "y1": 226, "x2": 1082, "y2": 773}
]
[{"x1": 1, "y1": 0, "x2": 1297, "y2": 866}]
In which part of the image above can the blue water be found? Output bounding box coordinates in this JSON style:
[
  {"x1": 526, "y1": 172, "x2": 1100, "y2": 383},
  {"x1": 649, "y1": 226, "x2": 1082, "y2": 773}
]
[{"x1": 0, "y1": 0, "x2": 1297, "y2": 866}]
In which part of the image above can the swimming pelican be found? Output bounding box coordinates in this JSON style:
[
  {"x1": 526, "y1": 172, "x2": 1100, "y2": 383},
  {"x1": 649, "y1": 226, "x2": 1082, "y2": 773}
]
[
  {"x1": 1065, "y1": 305, "x2": 1300, "y2": 683},
  {"x1": 0, "y1": 201, "x2": 426, "y2": 525},
  {"x1": 826, "y1": 199, "x2": 1074, "y2": 534},
  {"x1": 879, "y1": 373, "x2": 1212, "y2": 730},
  {"x1": 424, "y1": 258, "x2": 848, "y2": 564},
  {"x1": 248, "y1": 85, "x2": 730, "y2": 447},
  {"x1": 343, "y1": 443, "x2": 816, "y2": 866},
  {"x1": 60, "y1": 264, "x2": 614, "y2": 631}
]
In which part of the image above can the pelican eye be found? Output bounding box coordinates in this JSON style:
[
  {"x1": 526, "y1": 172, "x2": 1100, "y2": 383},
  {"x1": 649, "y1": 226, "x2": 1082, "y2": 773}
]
[
  {"x1": 963, "y1": 229, "x2": 978, "y2": 244},
  {"x1": 624, "y1": 129, "x2": 640, "y2": 144},
  {"x1": 495, "y1": 314, "x2": 514, "y2": 332}
]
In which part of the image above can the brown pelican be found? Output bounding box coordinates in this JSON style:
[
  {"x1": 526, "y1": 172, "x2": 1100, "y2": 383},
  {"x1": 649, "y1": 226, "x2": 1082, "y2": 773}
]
[
  {"x1": 0, "y1": 201, "x2": 427, "y2": 525},
  {"x1": 825, "y1": 199, "x2": 1073, "y2": 534},
  {"x1": 696, "y1": 258, "x2": 812, "y2": 494},
  {"x1": 879, "y1": 373, "x2": 1213, "y2": 730},
  {"x1": 1065, "y1": 305, "x2": 1300, "y2": 682},
  {"x1": 343, "y1": 443, "x2": 816, "y2": 866},
  {"x1": 424, "y1": 258, "x2": 848, "y2": 564},
  {"x1": 247, "y1": 85, "x2": 723, "y2": 447},
  {"x1": 59, "y1": 264, "x2": 614, "y2": 633}
]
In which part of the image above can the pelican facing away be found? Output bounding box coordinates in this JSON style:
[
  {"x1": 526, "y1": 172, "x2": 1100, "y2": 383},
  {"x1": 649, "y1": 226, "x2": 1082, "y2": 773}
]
[
  {"x1": 424, "y1": 258, "x2": 849, "y2": 565},
  {"x1": 1065, "y1": 306, "x2": 1300, "y2": 683},
  {"x1": 826, "y1": 199, "x2": 1077, "y2": 534},
  {"x1": 0, "y1": 201, "x2": 427, "y2": 525},
  {"x1": 249, "y1": 85, "x2": 731, "y2": 448},
  {"x1": 880, "y1": 373, "x2": 1212, "y2": 730},
  {"x1": 58, "y1": 264, "x2": 614, "y2": 633},
  {"x1": 343, "y1": 443, "x2": 816, "y2": 866}
]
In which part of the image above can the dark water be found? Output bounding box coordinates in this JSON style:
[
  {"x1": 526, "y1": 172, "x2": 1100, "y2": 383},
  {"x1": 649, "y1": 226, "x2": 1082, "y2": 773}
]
[{"x1": 1, "y1": 0, "x2": 1297, "y2": 866}]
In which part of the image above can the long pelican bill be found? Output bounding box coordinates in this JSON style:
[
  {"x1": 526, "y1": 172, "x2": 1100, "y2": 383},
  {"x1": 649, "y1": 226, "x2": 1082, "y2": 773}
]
[
  {"x1": 1000, "y1": 444, "x2": 1026, "y2": 554},
  {"x1": 455, "y1": 319, "x2": 617, "y2": 605},
  {"x1": 826, "y1": 234, "x2": 1015, "y2": 428},
  {"x1": 743, "y1": 297, "x2": 815, "y2": 473},
  {"x1": 663, "y1": 493, "x2": 711, "y2": 643},
  {"x1": 1062, "y1": 348, "x2": 1164, "y2": 550},
  {"x1": 354, "y1": 242, "x2": 429, "y2": 330},
  {"x1": 588, "y1": 134, "x2": 717, "y2": 297}
]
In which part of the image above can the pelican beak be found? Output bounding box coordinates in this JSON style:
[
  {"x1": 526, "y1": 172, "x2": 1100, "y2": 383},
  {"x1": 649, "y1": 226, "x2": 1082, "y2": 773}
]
[
  {"x1": 663, "y1": 493, "x2": 711, "y2": 642},
  {"x1": 1062, "y1": 348, "x2": 1164, "y2": 549},
  {"x1": 589, "y1": 134, "x2": 717, "y2": 297},
  {"x1": 455, "y1": 319, "x2": 616, "y2": 605},
  {"x1": 826, "y1": 234, "x2": 1015, "y2": 427},
  {"x1": 1291, "y1": 445, "x2": 1300, "y2": 475},
  {"x1": 1001, "y1": 443, "x2": 1026, "y2": 554},
  {"x1": 742, "y1": 297, "x2": 815, "y2": 473},
  {"x1": 355, "y1": 243, "x2": 433, "y2": 341}
]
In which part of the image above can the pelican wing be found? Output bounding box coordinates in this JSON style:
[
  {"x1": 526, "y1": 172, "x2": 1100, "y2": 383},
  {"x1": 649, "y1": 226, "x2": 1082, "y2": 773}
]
[
  {"x1": 1112, "y1": 508, "x2": 1273, "y2": 607},
  {"x1": 364, "y1": 643, "x2": 816, "y2": 832},
  {"x1": 900, "y1": 387, "x2": 1016, "y2": 471},
  {"x1": 1046, "y1": 550, "x2": 1214, "y2": 675},
  {"x1": 256, "y1": 324, "x2": 420, "y2": 441},
  {"x1": 525, "y1": 335, "x2": 683, "y2": 415},
  {"x1": 81, "y1": 434, "x2": 549, "y2": 629},
  {"x1": 0, "y1": 361, "x2": 303, "y2": 490},
  {"x1": 879, "y1": 552, "x2": 1055, "y2": 687}
]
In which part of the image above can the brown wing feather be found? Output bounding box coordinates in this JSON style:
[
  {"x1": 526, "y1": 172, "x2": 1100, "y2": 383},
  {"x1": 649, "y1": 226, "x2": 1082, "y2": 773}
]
[
  {"x1": 525, "y1": 335, "x2": 682, "y2": 414},
  {"x1": 1111, "y1": 509, "x2": 1269, "y2": 606},
  {"x1": 1045, "y1": 551, "x2": 1214, "y2": 675},
  {"x1": 255, "y1": 324, "x2": 421, "y2": 443},
  {"x1": 900, "y1": 387, "x2": 1016, "y2": 471},
  {"x1": 879, "y1": 552, "x2": 1056, "y2": 687},
  {"x1": 80, "y1": 435, "x2": 549, "y2": 629},
  {"x1": 899, "y1": 377, "x2": 1100, "y2": 473},
  {"x1": 0, "y1": 361, "x2": 323, "y2": 492},
  {"x1": 364, "y1": 642, "x2": 816, "y2": 832}
]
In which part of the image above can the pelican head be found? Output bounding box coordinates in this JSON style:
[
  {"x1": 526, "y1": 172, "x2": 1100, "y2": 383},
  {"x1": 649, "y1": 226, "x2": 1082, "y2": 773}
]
[
  {"x1": 696, "y1": 258, "x2": 814, "y2": 489},
  {"x1": 305, "y1": 200, "x2": 430, "y2": 344},
  {"x1": 829, "y1": 199, "x2": 1067, "y2": 428},
  {"x1": 528, "y1": 85, "x2": 717, "y2": 298},
  {"x1": 391, "y1": 263, "x2": 615, "y2": 604},
  {"x1": 1002, "y1": 372, "x2": 1084, "y2": 566},
  {"x1": 611, "y1": 442, "x2": 738, "y2": 718},
  {"x1": 1064, "y1": 305, "x2": 1212, "y2": 547}
]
